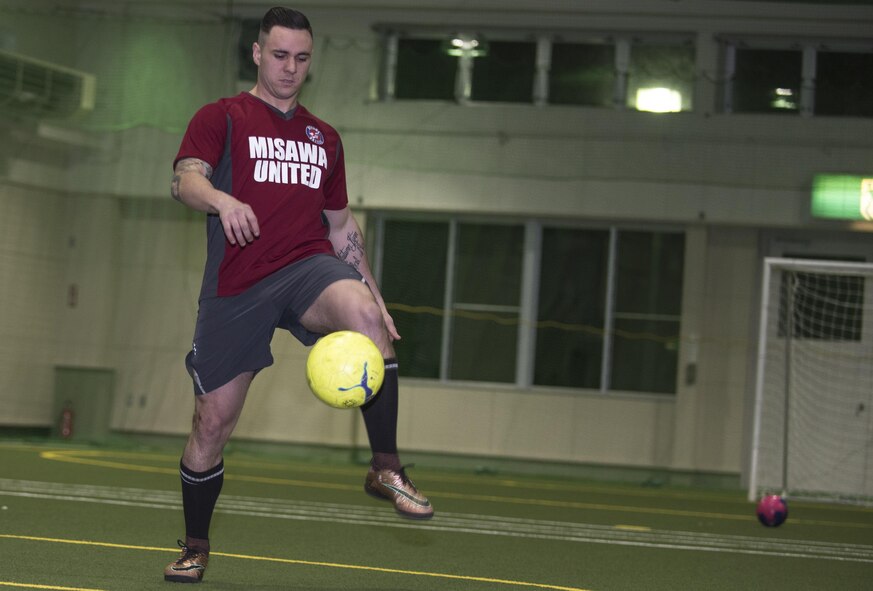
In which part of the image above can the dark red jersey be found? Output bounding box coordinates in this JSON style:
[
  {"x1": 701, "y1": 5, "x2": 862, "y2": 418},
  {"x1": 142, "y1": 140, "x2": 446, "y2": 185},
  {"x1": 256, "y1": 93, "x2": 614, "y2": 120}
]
[{"x1": 175, "y1": 93, "x2": 348, "y2": 297}]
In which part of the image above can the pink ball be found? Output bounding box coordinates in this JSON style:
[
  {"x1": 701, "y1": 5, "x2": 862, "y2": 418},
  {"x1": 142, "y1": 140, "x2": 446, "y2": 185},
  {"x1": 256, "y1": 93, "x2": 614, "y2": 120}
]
[{"x1": 756, "y1": 495, "x2": 788, "y2": 527}]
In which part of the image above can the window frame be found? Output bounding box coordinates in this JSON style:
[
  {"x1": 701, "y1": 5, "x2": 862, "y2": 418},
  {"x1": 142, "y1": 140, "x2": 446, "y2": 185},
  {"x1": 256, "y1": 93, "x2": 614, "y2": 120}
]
[
  {"x1": 370, "y1": 212, "x2": 686, "y2": 396},
  {"x1": 718, "y1": 34, "x2": 873, "y2": 118},
  {"x1": 375, "y1": 26, "x2": 873, "y2": 119},
  {"x1": 377, "y1": 26, "x2": 696, "y2": 111}
]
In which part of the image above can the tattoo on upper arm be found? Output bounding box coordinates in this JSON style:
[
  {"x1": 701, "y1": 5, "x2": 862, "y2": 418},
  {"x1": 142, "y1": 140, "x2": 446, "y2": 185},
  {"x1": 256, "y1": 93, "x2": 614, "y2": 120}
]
[
  {"x1": 178, "y1": 158, "x2": 213, "y2": 178},
  {"x1": 336, "y1": 230, "x2": 364, "y2": 271},
  {"x1": 170, "y1": 158, "x2": 213, "y2": 200}
]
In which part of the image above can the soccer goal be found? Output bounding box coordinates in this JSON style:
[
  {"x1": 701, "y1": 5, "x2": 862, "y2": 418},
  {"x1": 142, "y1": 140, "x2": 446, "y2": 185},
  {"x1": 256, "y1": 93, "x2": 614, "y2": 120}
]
[{"x1": 749, "y1": 257, "x2": 873, "y2": 505}]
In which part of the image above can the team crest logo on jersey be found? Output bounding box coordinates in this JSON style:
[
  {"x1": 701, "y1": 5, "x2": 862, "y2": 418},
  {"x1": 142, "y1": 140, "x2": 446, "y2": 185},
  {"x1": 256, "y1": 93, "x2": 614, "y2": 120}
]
[{"x1": 305, "y1": 125, "x2": 325, "y2": 145}]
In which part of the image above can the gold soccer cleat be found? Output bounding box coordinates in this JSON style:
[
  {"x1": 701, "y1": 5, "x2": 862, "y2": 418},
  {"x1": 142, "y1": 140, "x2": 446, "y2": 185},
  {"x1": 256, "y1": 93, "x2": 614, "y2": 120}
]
[
  {"x1": 364, "y1": 466, "x2": 434, "y2": 520},
  {"x1": 164, "y1": 540, "x2": 209, "y2": 583}
]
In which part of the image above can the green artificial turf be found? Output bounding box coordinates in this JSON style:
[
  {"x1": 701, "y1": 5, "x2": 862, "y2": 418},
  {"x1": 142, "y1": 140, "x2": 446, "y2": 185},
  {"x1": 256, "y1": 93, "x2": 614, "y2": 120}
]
[{"x1": 0, "y1": 439, "x2": 871, "y2": 591}]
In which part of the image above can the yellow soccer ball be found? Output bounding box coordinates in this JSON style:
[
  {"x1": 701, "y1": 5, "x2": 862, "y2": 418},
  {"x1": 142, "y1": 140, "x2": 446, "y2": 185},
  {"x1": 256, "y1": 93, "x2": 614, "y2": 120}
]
[{"x1": 306, "y1": 331, "x2": 384, "y2": 409}]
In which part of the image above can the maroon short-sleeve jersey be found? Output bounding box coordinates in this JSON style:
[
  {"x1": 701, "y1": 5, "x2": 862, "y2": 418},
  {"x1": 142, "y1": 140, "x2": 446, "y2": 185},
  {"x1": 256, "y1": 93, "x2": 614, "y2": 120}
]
[{"x1": 175, "y1": 93, "x2": 348, "y2": 297}]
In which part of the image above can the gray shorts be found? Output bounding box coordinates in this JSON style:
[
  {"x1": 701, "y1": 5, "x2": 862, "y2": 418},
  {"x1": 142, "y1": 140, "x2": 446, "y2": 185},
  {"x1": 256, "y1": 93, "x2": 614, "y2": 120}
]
[{"x1": 185, "y1": 254, "x2": 364, "y2": 395}]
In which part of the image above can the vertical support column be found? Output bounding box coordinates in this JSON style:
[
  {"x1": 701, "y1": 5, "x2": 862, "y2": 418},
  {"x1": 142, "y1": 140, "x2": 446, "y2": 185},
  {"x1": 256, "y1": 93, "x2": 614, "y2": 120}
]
[
  {"x1": 600, "y1": 227, "x2": 618, "y2": 392},
  {"x1": 670, "y1": 227, "x2": 708, "y2": 473},
  {"x1": 800, "y1": 45, "x2": 817, "y2": 117},
  {"x1": 515, "y1": 221, "x2": 542, "y2": 386},
  {"x1": 380, "y1": 31, "x2": 399, "y2": 101},
  {"x1": 614, "y1": 37, "x2": 631, "y2": 109},
  {"x1": 440, "y1": 220, "x2": 458, "y2": 380},
  {"x1": 694, "y1": 32, "x2": 721, "y2": 115},
  {"x1": 722, "y1": 43, "x2": 736, "y2": 114},
  {"x1": 533, "y1": 36, "x2": 552, "y2": 107}
]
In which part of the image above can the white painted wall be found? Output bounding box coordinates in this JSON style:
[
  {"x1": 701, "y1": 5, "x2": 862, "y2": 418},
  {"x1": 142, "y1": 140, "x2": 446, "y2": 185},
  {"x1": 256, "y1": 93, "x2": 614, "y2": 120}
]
[{"x1": 1, "y1": 0, "x2": 872, "y2": 478}]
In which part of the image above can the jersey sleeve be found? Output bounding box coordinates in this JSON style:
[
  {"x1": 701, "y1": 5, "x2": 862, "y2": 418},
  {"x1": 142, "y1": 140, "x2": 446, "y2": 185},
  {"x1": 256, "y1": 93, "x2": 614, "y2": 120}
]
[
  {"x1": 322, "y1": 138, "x2": 349, "y2": 211},
  {"x1": 173, "y1": 102, "x2": 228, "y2": 170}
]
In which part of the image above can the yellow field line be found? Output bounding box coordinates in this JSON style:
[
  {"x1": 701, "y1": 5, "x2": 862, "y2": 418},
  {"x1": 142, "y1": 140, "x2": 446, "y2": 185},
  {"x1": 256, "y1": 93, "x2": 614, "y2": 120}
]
[
  {"x1": 39, "y1": 451, "x2": 177, "y2": 477},
  {"x1": 38, "y1": 450, "x2": 359, "y2": 491},
  {"x1": 0, "y1": 534, "x2": 590, "y2": 591},
  {"x1": 0, "y1": 582, "x2": 105, "y2": 591}
]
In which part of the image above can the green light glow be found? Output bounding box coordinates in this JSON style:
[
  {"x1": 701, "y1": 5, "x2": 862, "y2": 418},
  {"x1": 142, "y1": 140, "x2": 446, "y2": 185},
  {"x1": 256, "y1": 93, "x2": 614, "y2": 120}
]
[{"x1": 811, "y1": 174, "x2": 873, "y2": 221}]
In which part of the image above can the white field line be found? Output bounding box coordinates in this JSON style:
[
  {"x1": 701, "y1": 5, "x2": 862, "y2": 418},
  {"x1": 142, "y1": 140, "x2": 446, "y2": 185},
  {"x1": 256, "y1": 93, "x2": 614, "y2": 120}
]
[{"x1": 1, "y1": 479, "x2": 872, "y2": 563}]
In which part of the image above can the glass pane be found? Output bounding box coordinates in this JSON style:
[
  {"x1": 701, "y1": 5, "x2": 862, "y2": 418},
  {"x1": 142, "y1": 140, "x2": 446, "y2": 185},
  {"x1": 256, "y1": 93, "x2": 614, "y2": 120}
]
[
  {"x1": 395, "y1": 38, "x2": 457, "y2": 100},
  {"x1": 380, "y1": 220, "x2": 449, "y2": 377},
  {"x1": 733, "y1": 48, "x2": 802, "y2": 114},
  {"x1": 450, "y1": 223, "x2": 524, "y2": 382},
  {"x1": 628, "y1": 43, "x2": 695, "y2": 112},
  {"x1": 534, "y1": 228, "x2": 610, "y2": 389},
  {"x1": 615, "y1": 231, "x2": 685, "y2": 315},
  {"x1": 450, "y1": 316, "x2": 518, "y2": 382},
  {"x1": 237, "y1": 19, "x2": 260, "y2": 82},
  {"x1": 549, "y1": 42, "x2": 615, "y2": 107},
  {"x1": 610, "y1": 319, "x2": 680, "y2": 394},
  {"x1": 454, "y1": 224, "x2": 523, "y2": 306},
  {"x1": 815, "y1": 51, "x2": 873, "y2": 118},
  {"x1": 611, "y1": 231, "x2": 684, "y2": 394},
  {"x1": 471, "y1": 41, "x2": 536, "y2": 103}
]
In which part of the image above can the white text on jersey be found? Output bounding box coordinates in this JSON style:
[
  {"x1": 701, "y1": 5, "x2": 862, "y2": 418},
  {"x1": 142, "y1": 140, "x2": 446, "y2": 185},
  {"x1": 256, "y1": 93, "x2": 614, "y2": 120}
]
[{"x1": 248, "y1": 136, "x2": 327, "y2": 189}]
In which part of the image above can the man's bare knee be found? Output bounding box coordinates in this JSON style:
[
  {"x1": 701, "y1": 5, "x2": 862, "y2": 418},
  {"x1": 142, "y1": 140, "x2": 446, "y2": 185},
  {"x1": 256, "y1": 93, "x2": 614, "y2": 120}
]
[
  {"x1": 184, "y1": 373, "x2": 251, "y2": 467},
  {"x1": 192, "y1": 406, "x2": 230, "y2": 444},
  {"x1": 356, "y1": 300, "x2": 385, "y2": 331}
]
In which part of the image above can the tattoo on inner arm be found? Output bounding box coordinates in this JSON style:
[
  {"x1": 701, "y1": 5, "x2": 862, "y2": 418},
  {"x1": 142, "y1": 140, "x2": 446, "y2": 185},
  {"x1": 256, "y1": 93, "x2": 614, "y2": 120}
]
[{"x1": 336, "y1": 231, "x2": 364, "y2": 270}]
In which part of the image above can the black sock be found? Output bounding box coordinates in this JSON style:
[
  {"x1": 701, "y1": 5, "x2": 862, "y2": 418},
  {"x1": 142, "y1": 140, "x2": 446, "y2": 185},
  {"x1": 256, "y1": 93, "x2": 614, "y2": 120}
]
[
  {"x1": 180, "y1": 459, "x2": 224, "y2": 547},
  {"x1": 361, "y1": 359, "x2": 399, "y2": 469}
]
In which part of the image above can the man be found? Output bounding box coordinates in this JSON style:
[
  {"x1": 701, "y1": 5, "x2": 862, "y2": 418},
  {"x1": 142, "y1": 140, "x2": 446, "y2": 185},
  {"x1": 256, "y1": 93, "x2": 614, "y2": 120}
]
[{"x1": 163, "y1": 6, "x2": 433, "y2": 584}]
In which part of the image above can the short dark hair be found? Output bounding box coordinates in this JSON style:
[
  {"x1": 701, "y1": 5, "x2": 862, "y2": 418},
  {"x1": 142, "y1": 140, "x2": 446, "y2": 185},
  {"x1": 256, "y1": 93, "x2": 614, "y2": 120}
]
[{"x1": 260, "y1": 6, "x2": 312, "y2": 40}]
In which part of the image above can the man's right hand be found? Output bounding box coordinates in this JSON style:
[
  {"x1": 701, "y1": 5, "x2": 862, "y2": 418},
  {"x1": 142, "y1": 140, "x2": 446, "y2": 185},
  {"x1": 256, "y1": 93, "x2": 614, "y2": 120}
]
[
  {"x1": 216, "y1": 195, "x2": 260, "y2": 247},
  {"x1": 172, "y1": 158, "x2": 260, "y2": 247}
]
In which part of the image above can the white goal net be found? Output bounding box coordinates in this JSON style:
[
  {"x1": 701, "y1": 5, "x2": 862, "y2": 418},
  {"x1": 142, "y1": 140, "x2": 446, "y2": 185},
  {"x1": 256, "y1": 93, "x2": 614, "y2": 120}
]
[{"x1": 749, "y1": 257, "x2": 873, "y2": 505}]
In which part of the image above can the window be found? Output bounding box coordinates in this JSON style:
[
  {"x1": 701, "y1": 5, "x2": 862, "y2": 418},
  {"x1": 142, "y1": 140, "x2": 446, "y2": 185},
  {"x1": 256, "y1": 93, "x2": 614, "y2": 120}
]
[
  {"x1": 374, "y1": 216, "x2": 686, "y2": 394},
  {"x1": 379, "y1": 220, "x2": 448, "y2": 377},
  {"x1": 549, "y1": 42, "x2": 615, "y2": 107},
  {"x1": 535, "y1": 228, "x2": 609, "y2": 388},
  {"x1": 815, "y1": 51, "x2": 873, "y2": 118},
  {"x1": 450, "y1": 223, "x2": 524, "y2": 381},
  {"x1": 731, "y1": 48, "x2": 802, "y2": 114},
  {"x1": 535, "y1": 228, "x2": 684, "y2": 393},
  {"x1": 627, "y1": 42, "x2": 696, "y2": 113},
  {"x1": 470, "y1": 41, "x2": 537, "y2": 103},
  {"x1": 610, "y1": 231, "x2": 685, "y2": 393},
  {"x1": 724, "y1": 41, "x2": 873, "y2": 118},
  {"x1": 381, "y1": 31, "x2": 694, "y2": 111},
  {"x1": 381, "y1": 29, "x2": 873, "y2": 118},
  {"x1": 394, "y1": 38, "x2": 457, "y2": 100},
  {"x1": 238, "y1": 19, "x2": 260, "y2": 82}
]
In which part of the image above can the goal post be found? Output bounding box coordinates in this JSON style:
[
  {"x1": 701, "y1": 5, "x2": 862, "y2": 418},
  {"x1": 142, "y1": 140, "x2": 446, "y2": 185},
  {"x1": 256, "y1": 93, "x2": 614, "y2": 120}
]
[{"x1": 749, "y1": 257, "x2": 873, "y2": 505}]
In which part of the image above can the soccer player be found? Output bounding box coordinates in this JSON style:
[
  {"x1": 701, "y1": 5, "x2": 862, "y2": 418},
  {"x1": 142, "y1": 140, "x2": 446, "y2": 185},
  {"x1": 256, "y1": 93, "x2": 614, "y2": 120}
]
[{"x1": 163, "y1": 6, "x2": 433, "y2": 583}]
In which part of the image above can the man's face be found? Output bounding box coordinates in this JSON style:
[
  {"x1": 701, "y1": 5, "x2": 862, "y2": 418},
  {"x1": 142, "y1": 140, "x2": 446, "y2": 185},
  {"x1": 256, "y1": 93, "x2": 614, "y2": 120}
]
[{"x1": 253, "y1": 26, "x2": 313, "y2": 106}]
